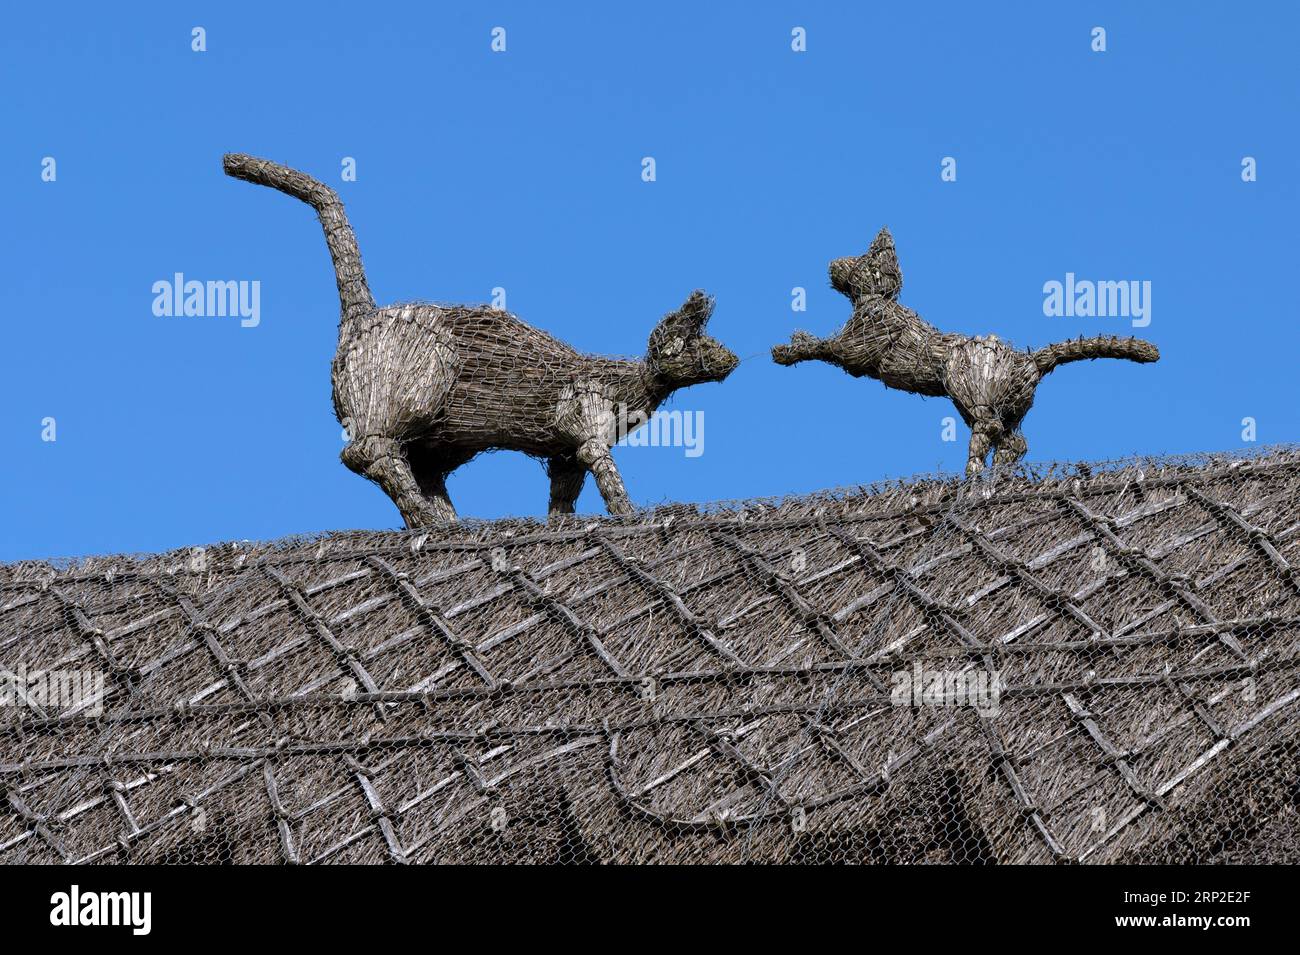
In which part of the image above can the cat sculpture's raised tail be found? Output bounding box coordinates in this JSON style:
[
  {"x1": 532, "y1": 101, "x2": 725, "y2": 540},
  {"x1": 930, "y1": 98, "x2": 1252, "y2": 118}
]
[
  {"x1": 223, "y1": 154, "x2": 374, "y2": 326},
  {"x1": 1031, "y1": 336, "x2": 1160, "y2": 374}
]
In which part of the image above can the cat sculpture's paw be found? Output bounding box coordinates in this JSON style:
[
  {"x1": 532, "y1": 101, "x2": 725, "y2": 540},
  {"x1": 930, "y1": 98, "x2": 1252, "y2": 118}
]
[{"x1": 771, "y1": 331, "x2": 823, "y2": 366}]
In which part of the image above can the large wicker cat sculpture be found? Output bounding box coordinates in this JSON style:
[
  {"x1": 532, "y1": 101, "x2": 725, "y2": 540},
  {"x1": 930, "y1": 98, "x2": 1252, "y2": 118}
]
[{"x1": 224, "y1": 154, "x2": 737, "y2": 526}]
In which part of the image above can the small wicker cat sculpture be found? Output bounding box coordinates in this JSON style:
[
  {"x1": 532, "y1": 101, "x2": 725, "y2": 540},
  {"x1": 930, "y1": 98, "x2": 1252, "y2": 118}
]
[
  {"x1": 224, "y1": 154, "x2": 737, "y2": 526},
  {"x1": 773, "y1": 227, "x2": 1159, "y2": 475}
]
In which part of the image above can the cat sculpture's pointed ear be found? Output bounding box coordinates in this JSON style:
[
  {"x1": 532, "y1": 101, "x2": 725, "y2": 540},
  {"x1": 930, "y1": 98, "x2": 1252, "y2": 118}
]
[
  {"x1": 868, "y1": 226, "x2": 893, "y2": 253},
  {"x1": 865, "y1": 226, "x2": 900, "y2": 278},
  {"x1": 656, "y1": 289, "x2": 715, "y2": 339},
  {"x1": 829, "y1": 226, "x2": 904, "y2": 301}
]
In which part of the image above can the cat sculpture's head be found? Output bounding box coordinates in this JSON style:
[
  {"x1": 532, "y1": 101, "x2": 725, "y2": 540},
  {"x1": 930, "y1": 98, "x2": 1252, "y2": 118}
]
[
  {"x1": 829, "y1": 226, "x2": 903, "y2": 302},
  {"x1": 646, "y1": 290, "x2": 739, "y2": 388}
]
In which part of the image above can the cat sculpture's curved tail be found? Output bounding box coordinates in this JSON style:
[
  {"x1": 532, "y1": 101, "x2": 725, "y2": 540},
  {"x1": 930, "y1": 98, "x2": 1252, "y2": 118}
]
[
  {"x1": 1032, "y1": 335, "x2": 1159, "y2": 376},
  {"x1": 222, "y1": 153, "x2": 375, "y2": 326}
]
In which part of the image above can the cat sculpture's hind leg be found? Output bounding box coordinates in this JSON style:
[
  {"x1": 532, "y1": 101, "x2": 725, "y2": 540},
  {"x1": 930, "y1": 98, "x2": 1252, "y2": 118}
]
[
  {"x1": 335, "y1": 305, "x2": 463, "y2": 527},
  {"x1": 342, "y1": 435, "x2": 449, "y2": 527},
  {"x1": 965, "y1": 412, "x2": 1004, "y2": 478},
  {"x1": 993, "y1": 429, "x2": 1027, "y2": 467},
  {"x1": 407, "y1": 444, "x2": 475, "y2": 522}
]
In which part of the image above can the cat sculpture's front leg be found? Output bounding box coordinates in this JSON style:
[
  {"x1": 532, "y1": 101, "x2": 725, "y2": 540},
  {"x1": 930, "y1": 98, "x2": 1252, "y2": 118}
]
[
  {"x1": 578, "y1": 439, "x2": 632, "y2": 515},
  {"x1": 547, "y1": 452, "x2": 586, "y2": 515},
  {"x1": 556, "y1": 379, "x2": 634, "y2": 516}
]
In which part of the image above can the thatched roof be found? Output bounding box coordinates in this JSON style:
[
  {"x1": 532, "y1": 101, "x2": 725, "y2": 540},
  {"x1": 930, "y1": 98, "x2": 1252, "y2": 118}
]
[{"x1": 3, "y1": 449, "x2": 1299, "y2": 864}]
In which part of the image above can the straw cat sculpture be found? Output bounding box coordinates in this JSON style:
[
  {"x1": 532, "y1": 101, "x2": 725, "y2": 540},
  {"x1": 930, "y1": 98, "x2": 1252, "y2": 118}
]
[
  {"x1": 224, "y1": 154, "x2": 737, "y2": 526},
  {"x1": 772, "y1": 227, "x2": 1159, "y2": 475}
]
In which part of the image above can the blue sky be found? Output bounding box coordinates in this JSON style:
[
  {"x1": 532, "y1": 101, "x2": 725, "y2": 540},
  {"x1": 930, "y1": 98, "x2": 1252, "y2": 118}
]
[{"x1": 3, "y1": 2, "x2": 1297, "y2": 560}]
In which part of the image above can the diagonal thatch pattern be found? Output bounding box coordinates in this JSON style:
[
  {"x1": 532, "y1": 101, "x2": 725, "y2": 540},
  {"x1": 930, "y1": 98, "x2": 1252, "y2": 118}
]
[{"x1": 2, "y1": 449, "x2": 1299, "y2": 864}]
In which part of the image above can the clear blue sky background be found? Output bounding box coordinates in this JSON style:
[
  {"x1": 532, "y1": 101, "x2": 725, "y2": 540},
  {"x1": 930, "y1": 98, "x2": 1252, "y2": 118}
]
[{"x1": 3, "y1": 2, "x2": 1296, "y2": 560}]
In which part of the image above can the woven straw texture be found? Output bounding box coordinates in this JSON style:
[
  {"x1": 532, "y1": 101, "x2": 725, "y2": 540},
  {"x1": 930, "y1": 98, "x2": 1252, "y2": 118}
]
[{"x1": 2, "y1": 449, "x2": 1298, "y2": 864}]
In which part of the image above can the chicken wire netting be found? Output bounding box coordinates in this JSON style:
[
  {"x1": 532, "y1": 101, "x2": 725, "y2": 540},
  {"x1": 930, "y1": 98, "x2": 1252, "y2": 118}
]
[{"x1": 2, "y1": 448, "x2": 1298, "y2": 864}]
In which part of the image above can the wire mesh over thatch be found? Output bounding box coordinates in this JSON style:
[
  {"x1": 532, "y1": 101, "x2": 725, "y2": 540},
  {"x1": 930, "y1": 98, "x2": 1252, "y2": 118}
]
[{"x1": 3, "y1": 449, "x2": 1299, "y2": 864}]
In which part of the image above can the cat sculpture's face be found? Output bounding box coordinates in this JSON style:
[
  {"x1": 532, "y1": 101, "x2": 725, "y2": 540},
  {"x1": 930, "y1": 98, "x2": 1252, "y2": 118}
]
[
  {"x1": 646, "y1": 290, "x2": 739, "y2": 387},
  {"x1": 829, "y1": 226, "x2": 903, "y2": 302}
]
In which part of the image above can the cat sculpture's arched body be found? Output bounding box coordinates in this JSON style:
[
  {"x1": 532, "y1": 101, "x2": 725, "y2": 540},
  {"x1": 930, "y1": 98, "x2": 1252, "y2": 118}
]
[
  {"x1": 772, "y1": 227, "x2": 1160, "y2": 475},
  {"x1": 224, "y1": 154, "x2": 737, "y2": 526}
]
